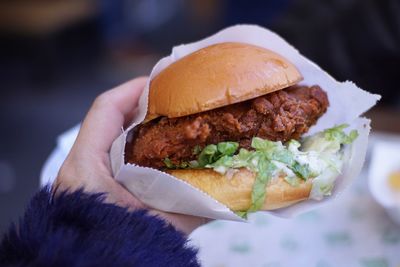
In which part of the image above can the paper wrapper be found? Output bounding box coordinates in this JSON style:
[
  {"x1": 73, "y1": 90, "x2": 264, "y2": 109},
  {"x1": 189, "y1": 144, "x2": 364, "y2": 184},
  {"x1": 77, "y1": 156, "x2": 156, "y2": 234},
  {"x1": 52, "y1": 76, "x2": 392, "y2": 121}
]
[{"x1": 110, "y1": 24, "x2": 380, "y2": 221}]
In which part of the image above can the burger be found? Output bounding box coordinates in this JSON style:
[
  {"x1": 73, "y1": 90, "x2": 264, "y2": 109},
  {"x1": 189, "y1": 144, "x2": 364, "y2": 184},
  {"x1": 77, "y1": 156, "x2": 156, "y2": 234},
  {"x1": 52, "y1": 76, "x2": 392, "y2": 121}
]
[{"x1": 125, "y1": 42, "x2": 358, "y2": 217}]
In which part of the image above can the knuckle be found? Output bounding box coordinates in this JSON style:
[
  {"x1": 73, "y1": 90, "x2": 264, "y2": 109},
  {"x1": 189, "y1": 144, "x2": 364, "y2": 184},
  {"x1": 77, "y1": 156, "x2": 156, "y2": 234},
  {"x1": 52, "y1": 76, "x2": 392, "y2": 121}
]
[{"x1": 93, "y1": 91, "x2": 112, "y2": 107}]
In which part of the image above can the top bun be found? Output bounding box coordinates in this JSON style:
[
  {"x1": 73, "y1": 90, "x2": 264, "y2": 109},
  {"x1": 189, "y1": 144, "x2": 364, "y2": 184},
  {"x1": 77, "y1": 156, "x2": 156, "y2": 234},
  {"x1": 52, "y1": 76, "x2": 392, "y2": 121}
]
[{"x1": 146, "y1": 42, "x2": 302, "y2": 121}]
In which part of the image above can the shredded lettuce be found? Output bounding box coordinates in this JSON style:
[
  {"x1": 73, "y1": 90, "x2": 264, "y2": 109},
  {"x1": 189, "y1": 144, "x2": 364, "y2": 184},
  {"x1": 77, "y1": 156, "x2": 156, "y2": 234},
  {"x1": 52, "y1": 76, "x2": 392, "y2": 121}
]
[
  {"x1": 163, "y1": 158, "x2": 175, "y2": 168},
  {"x1": 324, "y1": 124, "x2": 359, "y2": 144},
  {"x1": 291, "y1": 162, "x2": 312, "y2": 179},
  {"x1": 197, "y1": 144, "x2": 218, "y2": 167},
  {"x1": 196, "y1": 142, "x2": 239, "y2": 167},
  {"x1": 163, "y1": 124, "x2": 358, "y2": 215},
  {"x1": 302, "y1": 124, "x2": 358, "y2": 154},
  {"x1": 248, "y1": 158, "x2": 276, "y2": 212},
  {"x1": 284, "y1": 175, "x2": 302, "y2": 187},
  {"x1": 217, "y1": 142, "x2": 239, "y2": 156},
  {"x1": 192, "y1": 145, "x2": 202, "y2": 155},
  {"x1": 163, "y1": 158, "x2": 190, "y2": 169}
]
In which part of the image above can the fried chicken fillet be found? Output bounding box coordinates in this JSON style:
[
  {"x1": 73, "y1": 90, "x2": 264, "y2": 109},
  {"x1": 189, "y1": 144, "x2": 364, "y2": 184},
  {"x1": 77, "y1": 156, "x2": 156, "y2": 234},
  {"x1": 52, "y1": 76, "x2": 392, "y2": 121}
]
[{"x1": 126, "y1": 85, "x2": 329, "y2": 169}]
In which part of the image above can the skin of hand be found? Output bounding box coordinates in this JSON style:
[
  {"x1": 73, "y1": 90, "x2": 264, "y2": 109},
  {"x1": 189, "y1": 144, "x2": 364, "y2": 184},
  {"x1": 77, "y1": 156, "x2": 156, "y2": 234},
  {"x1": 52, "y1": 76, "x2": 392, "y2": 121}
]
[{"x1": 55, "y1": 77, "x2": 208, "y2": 234}]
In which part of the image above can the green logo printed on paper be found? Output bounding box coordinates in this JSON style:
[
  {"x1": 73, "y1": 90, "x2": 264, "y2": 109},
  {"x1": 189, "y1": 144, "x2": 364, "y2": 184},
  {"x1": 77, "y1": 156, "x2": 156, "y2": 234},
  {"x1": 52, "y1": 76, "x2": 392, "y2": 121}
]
[
  {"x1": 324, "y1": 231, "x2": 352, "y2": 246},
  {"x1": 382, "y1": 228, "x2": 400, "y2": 245},
  {"x1": 280, "y1": 237, "x2": 298, "y2": 251},
  {"x1": 297, "y1": 210, "x2": 321, "y2": 222},
  {"x1": 229, "y1": 242, "x2": 251, "y2": 253},
  {"x1": 206, "y1": 221, "x2": 225, "y2": 229},
  {"x1": 315, "y1": 260, "x2": 332, "y2": 267},
  {"x1": 253, "y1": 213, "x2": 269, "y2": 227},
  {"x1": 263, "y1": 262, "x2": 282, "y2": 267},
  {"x1": 348, "y1": 206, "x2": 366, "y2": 220},
  {"x1": 360, "y1": 257, "x2": 389, "y2": 267}
]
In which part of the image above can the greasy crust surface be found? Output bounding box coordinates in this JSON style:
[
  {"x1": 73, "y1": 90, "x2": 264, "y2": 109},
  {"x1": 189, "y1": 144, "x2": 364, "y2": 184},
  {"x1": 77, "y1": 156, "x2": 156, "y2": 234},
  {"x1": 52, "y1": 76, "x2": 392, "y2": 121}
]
[
  {"x1": 127, "y1": 85, "x2": 329, "y2": 169},
  {"x1": 146, "y1": 42, "x2": 302, "y2": 121},
  {"x1": 167, "y1": 168, "x2": 312, "y2": 211}
]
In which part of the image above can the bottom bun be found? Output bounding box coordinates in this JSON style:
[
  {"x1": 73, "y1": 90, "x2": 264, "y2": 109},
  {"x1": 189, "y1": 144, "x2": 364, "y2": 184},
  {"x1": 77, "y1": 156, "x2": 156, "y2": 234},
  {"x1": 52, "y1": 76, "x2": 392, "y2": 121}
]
[{"x1": 167, "y1": 168, "x2": 312, "y2": 211}]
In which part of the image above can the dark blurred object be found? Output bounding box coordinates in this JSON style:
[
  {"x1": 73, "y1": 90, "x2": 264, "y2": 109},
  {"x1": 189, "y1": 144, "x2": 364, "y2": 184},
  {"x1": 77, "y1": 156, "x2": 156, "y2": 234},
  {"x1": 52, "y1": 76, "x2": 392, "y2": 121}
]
[
  {"x1": 218, "y1": 0, "x2": 400, "y2": 106},
  {"x1": 0, "y1": 0, "x2": 101, "y2": 93},
  {"x1": 0, "y1": 1, "x2": 96, "y2": 35},
  {"x1": 97, "y1": 0, "x2": 223, "y2": 55},
  {"x1": 1, "y1": 0, "x2": 399, "y2": 103},
  {"x1": 367, "y1": 108, "x2": 400, "y2": 133},
  {"x1": 271, "y1": 0, "x2": 400, "y2": 106},
  {"x1": 99, "y1": 0, "x2": 184, "y2": 47}
]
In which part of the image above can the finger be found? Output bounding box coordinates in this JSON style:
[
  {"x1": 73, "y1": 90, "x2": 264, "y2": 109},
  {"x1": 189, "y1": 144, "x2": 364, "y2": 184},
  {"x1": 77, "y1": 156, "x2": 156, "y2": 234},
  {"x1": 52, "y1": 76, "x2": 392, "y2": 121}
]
[{"x1": 74, "y1": 77, "x2": 148, "y2": 154}]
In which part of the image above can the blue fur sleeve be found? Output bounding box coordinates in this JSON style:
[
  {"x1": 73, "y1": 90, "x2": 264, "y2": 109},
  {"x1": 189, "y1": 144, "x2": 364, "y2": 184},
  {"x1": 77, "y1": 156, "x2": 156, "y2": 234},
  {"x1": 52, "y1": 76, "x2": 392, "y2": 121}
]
[{"x1": 0, "y1": 187, "x2": 200, "y2": 267}]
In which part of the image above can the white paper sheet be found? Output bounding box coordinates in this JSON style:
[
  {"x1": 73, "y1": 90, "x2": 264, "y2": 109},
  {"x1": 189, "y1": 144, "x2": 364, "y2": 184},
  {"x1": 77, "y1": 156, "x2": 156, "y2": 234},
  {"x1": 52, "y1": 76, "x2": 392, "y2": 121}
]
[{"x1": 110, "y1": 24, "x2": 380, "y2": 221}]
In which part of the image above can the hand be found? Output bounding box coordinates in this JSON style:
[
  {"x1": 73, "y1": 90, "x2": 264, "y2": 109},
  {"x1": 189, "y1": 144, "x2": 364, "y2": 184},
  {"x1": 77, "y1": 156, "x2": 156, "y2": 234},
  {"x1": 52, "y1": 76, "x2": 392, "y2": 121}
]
[{"x1": 55, "y1": 77, "x2": 208, "y2": 234}]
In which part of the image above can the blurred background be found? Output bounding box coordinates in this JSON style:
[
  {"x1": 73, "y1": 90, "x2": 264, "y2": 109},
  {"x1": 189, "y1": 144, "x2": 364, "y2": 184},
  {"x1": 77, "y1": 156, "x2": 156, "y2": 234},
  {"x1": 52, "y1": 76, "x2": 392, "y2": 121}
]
[{"x1": 0, "y1": 0, "x2": 399, "y2": 241}]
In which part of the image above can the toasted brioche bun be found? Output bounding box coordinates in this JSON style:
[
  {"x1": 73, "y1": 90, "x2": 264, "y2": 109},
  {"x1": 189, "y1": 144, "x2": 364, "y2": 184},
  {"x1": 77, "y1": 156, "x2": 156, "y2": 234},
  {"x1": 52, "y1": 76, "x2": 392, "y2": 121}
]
[
  {"x1": 167, "y1": 168, "x2": 312, "y2": 211},
  {"x1": 145, "y1": 42, "x2": 302, "y2": 122}
]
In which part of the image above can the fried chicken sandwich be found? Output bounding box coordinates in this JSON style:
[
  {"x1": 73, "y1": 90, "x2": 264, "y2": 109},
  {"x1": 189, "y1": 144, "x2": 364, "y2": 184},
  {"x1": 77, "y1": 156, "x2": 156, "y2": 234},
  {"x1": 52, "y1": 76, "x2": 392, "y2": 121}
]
[{"x1": 125, "y1": 42, "x2": 358, "y2": 216}]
